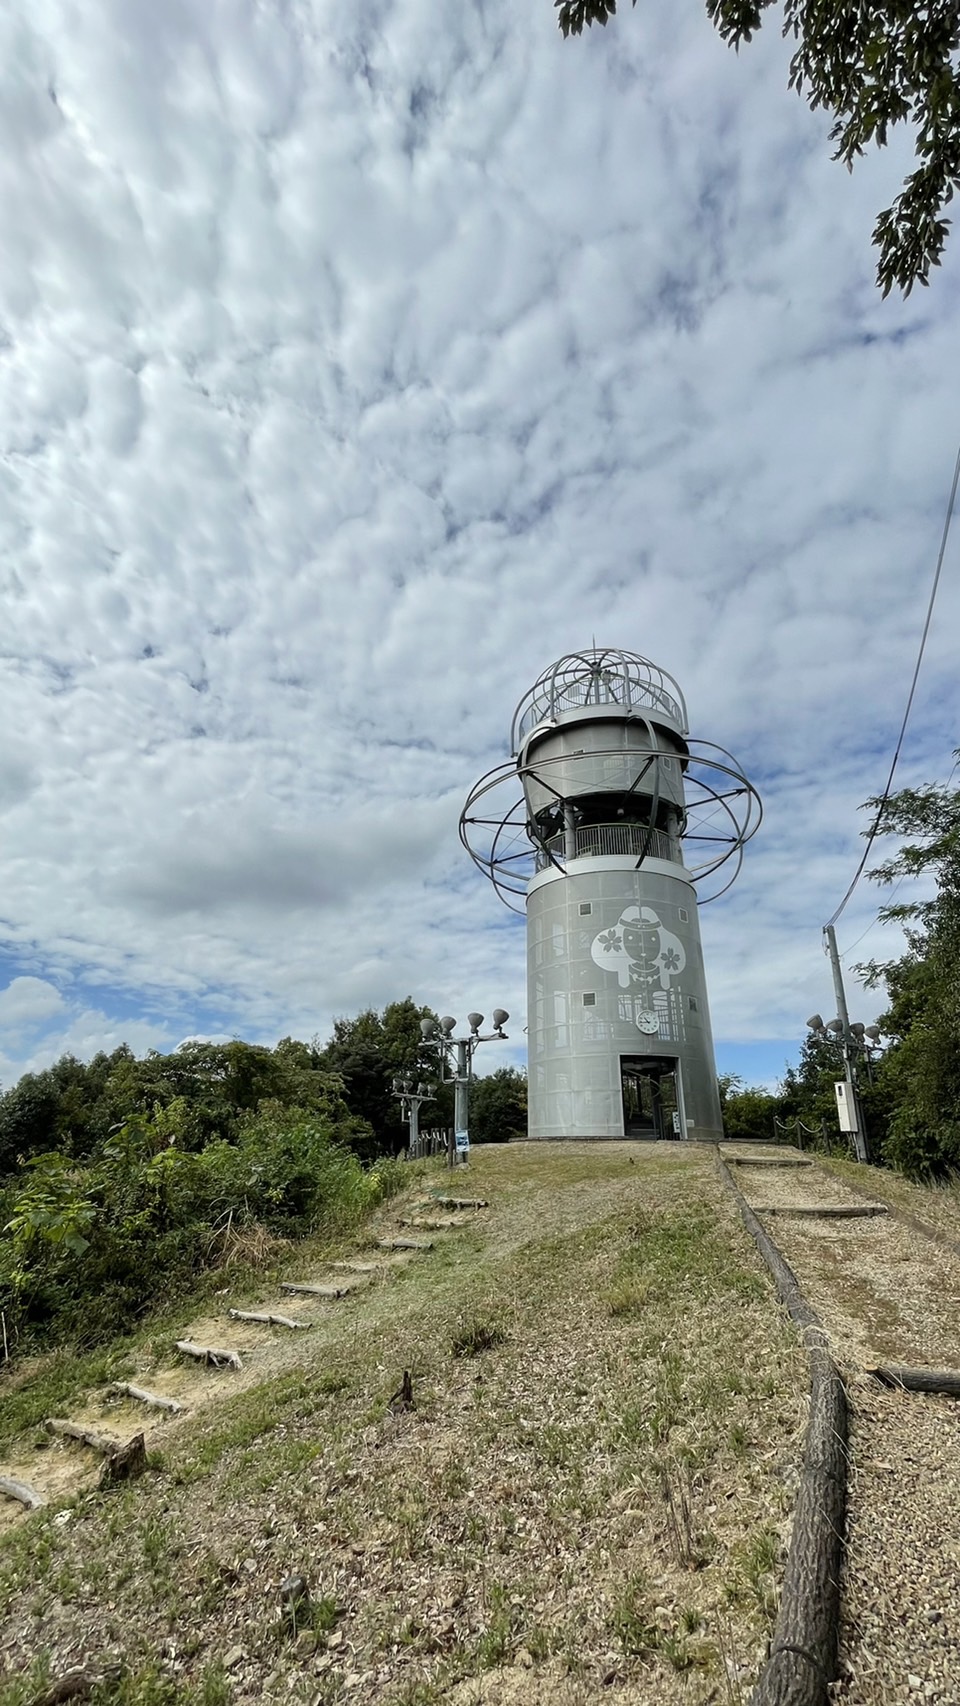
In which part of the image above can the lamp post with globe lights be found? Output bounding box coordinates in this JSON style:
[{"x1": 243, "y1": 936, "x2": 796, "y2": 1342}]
[
  {"x1": 805, "y1": 1013, "x2": 882, "y2": 1164},
  {"x1": 419, "y1": 1010, "x2": 509, "y2": 1167}
]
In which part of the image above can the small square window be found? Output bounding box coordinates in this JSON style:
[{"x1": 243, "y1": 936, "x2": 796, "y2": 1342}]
[
  {"x1": 678, "y1": 907, "x2": 689, "y2": 923},
  {"x1": 688, "y1": 996, "x2": 698, "y2": 1012},
  {"x1": 579, "y1": 902, "x2": 592, "y2": 916},
  {"x1": 582, "y1": 992, "x2": 596, "y2": 1007}
]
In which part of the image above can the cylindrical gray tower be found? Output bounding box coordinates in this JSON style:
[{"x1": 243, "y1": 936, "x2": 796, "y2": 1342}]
[{"x1": 460, "y1": 648, "x2": 760, "y2": 1142}]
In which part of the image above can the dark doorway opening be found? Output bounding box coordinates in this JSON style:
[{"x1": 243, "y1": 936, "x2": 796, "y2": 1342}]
[{"x1": 620, "y1": 1056, "x2": 680, "y2": 1140}]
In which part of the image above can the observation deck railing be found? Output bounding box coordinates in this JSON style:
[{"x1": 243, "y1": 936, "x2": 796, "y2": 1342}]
[
  {"x1": 515, "y1": 679, "x2": 684, "y2": 748},
  {"x1": 534, "y1": 823, "x2": 682, "y2": 871}
]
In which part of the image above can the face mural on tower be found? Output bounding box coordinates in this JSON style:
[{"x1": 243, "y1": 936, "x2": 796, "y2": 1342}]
[{"x1": 591, "y1": 905, "x2": 687, "y2": 992}]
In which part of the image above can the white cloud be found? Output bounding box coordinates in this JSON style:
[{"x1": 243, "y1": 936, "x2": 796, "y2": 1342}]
[
  {"x1": 0, "y1": 976, "x2": 65, "y2": 1030},
  {"x1": 0, "y1": 0, "x2": 957, "y2": 1092}
]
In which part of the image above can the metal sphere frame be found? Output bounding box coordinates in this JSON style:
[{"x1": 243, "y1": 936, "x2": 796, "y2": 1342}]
[{"x1": 460, "y1": 737, "x2": 762, "y2": 915}]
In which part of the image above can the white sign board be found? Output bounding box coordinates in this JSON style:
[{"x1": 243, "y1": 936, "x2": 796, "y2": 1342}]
[{"x1": 834, "y1": 1081, "x2": 857, "y2": 1134}]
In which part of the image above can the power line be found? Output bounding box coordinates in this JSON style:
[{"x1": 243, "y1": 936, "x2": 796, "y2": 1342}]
[
  {"x1": 827, "y1": 438, "x2": 960, "y2": 930},
  {"x1": 835, "y1": 747, "x2": 960, "y2": 962},
  {"x1": 837, "y1": 877, "x2": 907, "y2": 961}
]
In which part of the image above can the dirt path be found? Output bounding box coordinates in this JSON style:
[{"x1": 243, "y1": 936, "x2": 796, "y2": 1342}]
[{"x1": 723, "y1": 1146, "x2": 960, "y2": 1705}]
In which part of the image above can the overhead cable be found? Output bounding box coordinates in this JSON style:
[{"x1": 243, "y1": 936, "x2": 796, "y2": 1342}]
[{"x1": 827, "y1": 437, "x2": 960, "y2": 930}]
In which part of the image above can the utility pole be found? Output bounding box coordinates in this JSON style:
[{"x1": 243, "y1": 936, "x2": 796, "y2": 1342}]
[
  {"x1": 452, "y1": 1039, "x2": 470, "y2": 1169},
  {"x1": 822, "y1": 925, "x2": 869, "y2": 1163},
  {"x1": 393, "y1": 1078, "x2": 434, "y2": 1159}
]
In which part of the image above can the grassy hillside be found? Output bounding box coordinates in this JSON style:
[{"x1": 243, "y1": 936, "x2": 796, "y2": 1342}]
[{"x1": 0, "y1": 1143, "x2": 806, "y2": 1706}]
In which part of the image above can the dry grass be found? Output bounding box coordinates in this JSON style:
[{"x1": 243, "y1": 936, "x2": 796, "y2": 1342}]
[
  {"x1": 0, "y1": 1143, "x2": 806, "y2": 1706},
  {"x1": 820, "y1": 1154, "x2": 960, "y2": 1247},
  {"x1": 206, "y1": 1219, "x2": 293, "y2": 1271}
]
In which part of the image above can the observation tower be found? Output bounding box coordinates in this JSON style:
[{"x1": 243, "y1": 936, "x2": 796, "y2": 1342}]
[{"x1": 460, "y1": 648, "x2": 760, "y2": 1142}]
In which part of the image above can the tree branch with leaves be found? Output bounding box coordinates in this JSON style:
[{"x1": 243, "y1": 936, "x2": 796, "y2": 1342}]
[{"x1": 555, "y1": 0, "x2": 960, "y2": 295}]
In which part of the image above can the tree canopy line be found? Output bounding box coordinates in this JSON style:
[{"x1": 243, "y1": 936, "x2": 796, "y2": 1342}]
[
  {"x1": 721, "y1": 767, "x2": 960, "y2": 1176},
  {"x1": 556, "y1": 0, "x2": 960, "y2": 297},
  {"x1": 1, "y1": 759, "x2": 956, "y2": 1353},
  {"x1": 0, "y1": 1000, "x2": 527, "y2": 1353}
]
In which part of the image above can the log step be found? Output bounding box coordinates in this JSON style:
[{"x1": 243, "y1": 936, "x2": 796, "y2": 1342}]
[
  {"x1": 279, "y1": 1280, "x2": 361, "y2": 1299},
  {"x1": 758, "y1": 1204, "x2": 888, "y2": 1219},
  {"x1": 399, "y1": 1217, "x2": 464, "y2": 1231},
  {"x1": 329, "y1": 1260, "x2": 390, "y2": 1274},
  {"x1": 0, "y1": 1475, "x2": 46, "y2": 1510},
  {"x1": 45, "y1": 1418, "x2": 124, "y2": 1455},
  {"x1": 175, "y1": 1340, "x2": 243, "y2": 1369},
  {"x1": 727, "y1": 1157, "x2": 814, "y2": 1169},
  {"x1": 44, "y1": 1421, "x2": 148, "y2": 1486},
  {"x1": 378, "y1": 1237, "x2": 434, "y2": 1252},
  {"x1": 111, "y1": 1382, "x2": 184, "y2": 1414},
  {"x1": 429, "y1": 1197, "x2": 489, "y2": 1210},
  {"x1": 228, "y1": 1309, "x2": 311, "y2": 1329},
  {"x1": 868, "y1": 1364, "x2": 960, "y2": 1397}
]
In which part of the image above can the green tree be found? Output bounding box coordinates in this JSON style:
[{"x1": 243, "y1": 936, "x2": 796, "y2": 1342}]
[
  {"x1": 0, "y1": 1037, "x2": 363, "y2": 1177},
  {"x1": 469, "y1": 1067, "x2": 528, "y2": 1144},
  {"x1": 778, "y1": 1032, "x2": 845, "y2": 1132},
  {"x1": 858, "y1": 769, "x2": 960, "y2": 1176},
  {"x1": 318, "y1": 999, "x2": 438, "y2": 1157},
  {"x1": 716, "y1": 1074, "x2": 780, "y2": 1143},
  {"x1": 555, "y1": 0, "x2": 960, "y2": 296},
  {"x1": 0, "y1": 1073, "x2": 62, "y2": 1175},
  {"x1": 776, "y1": 1030, "x2": 892, "y2": 1156}
]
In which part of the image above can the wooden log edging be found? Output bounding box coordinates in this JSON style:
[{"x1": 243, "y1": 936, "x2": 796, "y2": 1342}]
[{"x1": 718, "y1": 1156, "x2": 848, "y2": 1706}]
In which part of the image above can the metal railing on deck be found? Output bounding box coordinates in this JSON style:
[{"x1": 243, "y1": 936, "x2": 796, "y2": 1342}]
[{"x1": 534, "y1": 822, "x2": 682, "y2": 871}]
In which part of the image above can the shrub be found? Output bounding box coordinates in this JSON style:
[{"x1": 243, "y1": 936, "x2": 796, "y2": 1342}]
[{"x1": 0, "y1": 1104, "x2": 407, "y2": 1352}]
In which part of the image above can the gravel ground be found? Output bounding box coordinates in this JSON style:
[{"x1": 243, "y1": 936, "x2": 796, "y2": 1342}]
[
  {"x1": 822, "y1": 1158, "x2": 960, "y2": 1250},
  {"x1": 728, "y1": 1149, "x2": 960, "y2": 1704},
  {"x1": 838, "y1": 1383, "x2": 960, "y2": 1705}
]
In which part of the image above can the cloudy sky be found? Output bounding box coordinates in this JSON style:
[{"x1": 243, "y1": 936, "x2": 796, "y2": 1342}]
[{"x1": 2, "y1": 0, "x2": 958, "y2": 1095}]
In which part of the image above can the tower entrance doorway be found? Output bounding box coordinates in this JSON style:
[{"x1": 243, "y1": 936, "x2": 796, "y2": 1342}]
[{"x1": 620, "y1": 1056, "x2": 681, "y2": 1140}]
